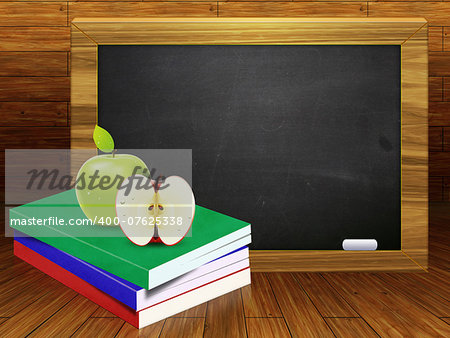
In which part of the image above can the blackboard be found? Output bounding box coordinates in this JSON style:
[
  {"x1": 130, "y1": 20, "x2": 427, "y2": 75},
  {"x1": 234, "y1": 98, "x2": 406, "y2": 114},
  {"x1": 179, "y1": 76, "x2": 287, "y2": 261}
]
[{"x1": 98, "y1": 45, "x2": 401, "y2": 250}]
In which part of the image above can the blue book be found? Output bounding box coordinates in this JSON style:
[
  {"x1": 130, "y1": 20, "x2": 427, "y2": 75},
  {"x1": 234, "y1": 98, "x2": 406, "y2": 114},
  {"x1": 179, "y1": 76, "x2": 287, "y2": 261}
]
[{"x1": 15, "y1": 234, "x2": 249, "y2": 311}]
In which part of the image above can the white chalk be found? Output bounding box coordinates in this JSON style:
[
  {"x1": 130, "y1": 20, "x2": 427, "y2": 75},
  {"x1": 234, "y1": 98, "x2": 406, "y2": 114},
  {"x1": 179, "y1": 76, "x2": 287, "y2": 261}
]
[{"x1": 342, "y1": 239, "x2": 378, "y2": 251}]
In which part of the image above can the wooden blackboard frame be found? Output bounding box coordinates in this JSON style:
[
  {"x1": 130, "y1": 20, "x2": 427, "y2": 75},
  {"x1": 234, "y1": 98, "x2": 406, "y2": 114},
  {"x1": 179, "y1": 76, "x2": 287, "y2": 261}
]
[{"x1": 71, "y1": 18, "x2": 428, "y2": 271}]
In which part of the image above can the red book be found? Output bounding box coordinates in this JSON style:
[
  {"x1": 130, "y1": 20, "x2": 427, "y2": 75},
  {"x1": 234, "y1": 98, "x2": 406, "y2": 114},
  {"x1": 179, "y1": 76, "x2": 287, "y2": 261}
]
[{"x1": 14, "y1": 241, "x2": 250, "y2": 328}]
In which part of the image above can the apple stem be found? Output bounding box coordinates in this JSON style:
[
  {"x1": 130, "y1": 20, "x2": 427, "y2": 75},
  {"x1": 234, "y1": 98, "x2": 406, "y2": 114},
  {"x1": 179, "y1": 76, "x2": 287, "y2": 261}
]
[{"x1": 112, "y1": 149, "x2": 117, "y2": 158}]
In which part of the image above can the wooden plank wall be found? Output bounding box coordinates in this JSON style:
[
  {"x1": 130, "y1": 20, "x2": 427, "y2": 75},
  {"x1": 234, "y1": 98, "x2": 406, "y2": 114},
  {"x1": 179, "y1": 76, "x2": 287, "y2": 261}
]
[{"x1": 0, "y1": 2, "x2": 449, "y2": 201}]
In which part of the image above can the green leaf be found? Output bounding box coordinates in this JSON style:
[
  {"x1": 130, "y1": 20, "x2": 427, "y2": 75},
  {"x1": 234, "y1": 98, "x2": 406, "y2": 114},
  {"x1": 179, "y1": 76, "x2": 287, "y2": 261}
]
[{"x1": 93, "y1": 125, "x2": 114, "y2": 153}]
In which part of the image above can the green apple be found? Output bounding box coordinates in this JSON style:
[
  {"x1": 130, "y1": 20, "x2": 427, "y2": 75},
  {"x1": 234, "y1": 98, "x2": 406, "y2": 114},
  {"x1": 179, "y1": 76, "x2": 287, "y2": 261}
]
[
  {"x1": 76, "y1": 154, "x2": 149, "y2": 225},
  {"x1": 75, "y1": 125, "x2": 150, "y2": 225}
]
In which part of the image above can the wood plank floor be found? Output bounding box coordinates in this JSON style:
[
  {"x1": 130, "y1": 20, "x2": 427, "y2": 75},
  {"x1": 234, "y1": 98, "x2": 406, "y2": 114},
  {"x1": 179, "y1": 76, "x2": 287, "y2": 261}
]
[{"x1": 0, "y1": 203, "x2": 448, "y2": 337}]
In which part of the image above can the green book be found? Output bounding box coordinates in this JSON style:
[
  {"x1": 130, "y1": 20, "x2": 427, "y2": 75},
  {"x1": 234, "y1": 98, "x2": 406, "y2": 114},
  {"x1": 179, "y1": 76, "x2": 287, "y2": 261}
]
[{"x1": 10, "y1": 190, "x2": 251, "y2": 289}]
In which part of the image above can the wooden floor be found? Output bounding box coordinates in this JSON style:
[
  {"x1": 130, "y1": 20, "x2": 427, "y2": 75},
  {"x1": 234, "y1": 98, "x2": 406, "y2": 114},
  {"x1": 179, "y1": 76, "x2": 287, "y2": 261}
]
[{"x1": 0, "y1": 204, "x2": 448, "y2": 337}]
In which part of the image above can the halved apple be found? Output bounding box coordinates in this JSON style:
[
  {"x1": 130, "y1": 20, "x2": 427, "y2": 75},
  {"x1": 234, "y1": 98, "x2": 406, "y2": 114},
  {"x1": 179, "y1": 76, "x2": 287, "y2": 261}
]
[
  {"x1": 115, "y1": 175, "x2": 195, "y2": 246},
  {"x1": 115, "y1": 175, "x2": 155, "y2": 246},
  {"x1": 155, "y1": 176, "x2": 195, "y2": 245}
]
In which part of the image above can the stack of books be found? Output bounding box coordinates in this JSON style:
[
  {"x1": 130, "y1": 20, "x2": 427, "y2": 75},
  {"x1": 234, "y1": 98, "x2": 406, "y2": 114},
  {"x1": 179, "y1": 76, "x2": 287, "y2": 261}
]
[{"x1": 10, "y1": 190, "x2": 251, "y2": 329}]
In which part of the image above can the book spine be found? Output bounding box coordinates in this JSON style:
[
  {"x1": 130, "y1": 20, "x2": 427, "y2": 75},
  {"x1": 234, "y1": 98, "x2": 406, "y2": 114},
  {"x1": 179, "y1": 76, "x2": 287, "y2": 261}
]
[
  {"x1": 14, "y1": 241, "x2": 139, "y2": 328},
  {"x1": 15, "y1": 235, "x2": 138, "y2": 309}
]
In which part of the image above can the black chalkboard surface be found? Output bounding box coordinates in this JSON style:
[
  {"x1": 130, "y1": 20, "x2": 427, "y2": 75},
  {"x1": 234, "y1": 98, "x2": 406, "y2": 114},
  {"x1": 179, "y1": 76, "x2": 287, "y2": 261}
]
[{"x1": 98, "y1": 45, "x2": 401, "y2": 250}]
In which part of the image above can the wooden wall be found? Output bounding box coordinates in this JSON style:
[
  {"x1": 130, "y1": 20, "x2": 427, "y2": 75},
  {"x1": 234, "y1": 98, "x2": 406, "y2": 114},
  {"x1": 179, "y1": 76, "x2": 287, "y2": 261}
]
[{"x1": 0, "y1": 1, "x2": 449, "y2": 202}]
